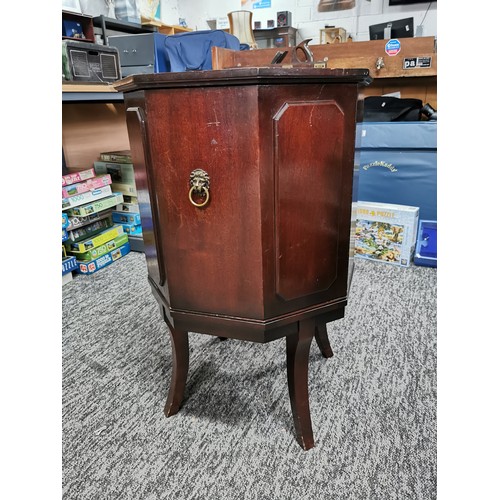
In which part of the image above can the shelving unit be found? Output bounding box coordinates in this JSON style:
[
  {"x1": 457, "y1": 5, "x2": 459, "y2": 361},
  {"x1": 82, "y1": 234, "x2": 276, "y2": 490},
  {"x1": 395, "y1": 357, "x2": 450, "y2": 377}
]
[
  {"x1": 62, "y1": 84, "x2": 144, "y2": 253},
  {"x1": 62, "y1": 10, "x2": 95, "y2": 43}
]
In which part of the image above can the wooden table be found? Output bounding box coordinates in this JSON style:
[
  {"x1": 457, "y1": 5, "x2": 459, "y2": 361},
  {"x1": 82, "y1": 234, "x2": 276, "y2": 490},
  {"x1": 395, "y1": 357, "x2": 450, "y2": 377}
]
[{"x1": 115, "y1": 67, "x2": 371, "y2": 449}]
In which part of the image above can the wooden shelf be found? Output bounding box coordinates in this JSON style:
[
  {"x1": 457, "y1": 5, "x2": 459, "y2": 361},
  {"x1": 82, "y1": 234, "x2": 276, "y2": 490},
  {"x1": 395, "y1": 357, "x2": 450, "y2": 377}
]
[{"x1": 140, "y1": 15, "x2": 193, "y2": 35}]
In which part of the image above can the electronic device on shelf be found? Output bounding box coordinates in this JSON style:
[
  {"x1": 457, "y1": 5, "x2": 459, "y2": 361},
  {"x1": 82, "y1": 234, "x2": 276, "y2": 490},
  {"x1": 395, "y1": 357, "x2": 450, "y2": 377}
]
[{"x1": 369, "y1": 17, "x2": 414, "y2": 41}]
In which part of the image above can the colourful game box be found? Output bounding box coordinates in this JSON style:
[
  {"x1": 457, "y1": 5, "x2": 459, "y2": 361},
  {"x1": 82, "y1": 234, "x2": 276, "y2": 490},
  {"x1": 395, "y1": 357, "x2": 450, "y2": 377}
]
[
  {"x1": 75, "y1": 242, "x2": 131, "y2": 275},
  {"x1": 93, "y1": 161, "x2": 136, "y2": 184},
  {"x1": 62, "y1": 213, "x2": 69, "y2": 228},
  {"x1": 112, "y1": 211, "x2": 141, "y2": 225},
  {"x1": 65, "y1": 193, "x2": 124, "y2": 217},
  {"x1": 66, "y1": 209, "x2": 113, "y2": 231},
  {"x1": 354, "y1": 201, "x2": 419, "y2": 267},
  {"x1": 66, "y1": 215, "x2": 114, "y2": 243},
  {"x1": 71, "y1": 233, "x2": 129, "y2": 262},
  {"x1": 64, "y1": 224, "x2": 124, "y2": 253},
  {"x1": 62, "y1": 185, "x2": 113, "y2": 210},
  {"x1": 115, "y1": 201, "x2": 140, "y2": 213},
  {"x1": 62, "y1": 228, "x2": 68, "y2": 242},
  {"x1": 62, "y1": 174, "x2": 112, "y2": 199},
  {"x1": 62, "y1": 256, "x2": 78, "y2": 275},
  {"x1": 62, "y1": 168, "x2": 95, "y2": 187},
  {"x1": 121, "y1": 223, "x2": 142, "y2": 236},
  {"x1": 111, "y1": 182, "x2": 137, "y2": 197}
]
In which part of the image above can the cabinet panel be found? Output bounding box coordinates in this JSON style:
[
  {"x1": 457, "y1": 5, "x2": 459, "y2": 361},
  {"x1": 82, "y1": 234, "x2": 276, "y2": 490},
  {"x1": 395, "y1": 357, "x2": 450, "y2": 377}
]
[{"x1": 273, "y1": 100, "x2": 344, "y2": 301}]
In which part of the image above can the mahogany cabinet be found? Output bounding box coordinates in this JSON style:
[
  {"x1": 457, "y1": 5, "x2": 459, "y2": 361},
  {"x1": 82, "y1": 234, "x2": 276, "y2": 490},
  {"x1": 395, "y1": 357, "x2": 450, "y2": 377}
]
[{"x1": 115, "y1": 67, "x2": 371, "y2": 449}]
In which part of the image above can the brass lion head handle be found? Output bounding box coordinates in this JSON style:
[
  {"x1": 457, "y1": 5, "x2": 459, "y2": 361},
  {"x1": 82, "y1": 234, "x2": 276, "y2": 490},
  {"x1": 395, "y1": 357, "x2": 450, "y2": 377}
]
[{"x1": 189, "y1": 168, "x2": 210, "y2": 207}]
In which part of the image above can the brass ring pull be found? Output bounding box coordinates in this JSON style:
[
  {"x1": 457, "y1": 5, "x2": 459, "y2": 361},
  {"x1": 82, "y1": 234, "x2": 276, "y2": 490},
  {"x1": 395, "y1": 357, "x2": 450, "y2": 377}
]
[
  {"x1": 188, "y1": 168, "x2": 210, "y2": 208},
  {"x1": 188, "y1": 185, "x2": 210, "y2": 207}
]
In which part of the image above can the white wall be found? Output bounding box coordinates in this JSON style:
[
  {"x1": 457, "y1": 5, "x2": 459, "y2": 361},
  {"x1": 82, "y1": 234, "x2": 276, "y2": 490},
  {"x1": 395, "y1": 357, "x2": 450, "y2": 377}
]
[{"x1": 162, "y1": 0, "x2": 436, "y2": 43}]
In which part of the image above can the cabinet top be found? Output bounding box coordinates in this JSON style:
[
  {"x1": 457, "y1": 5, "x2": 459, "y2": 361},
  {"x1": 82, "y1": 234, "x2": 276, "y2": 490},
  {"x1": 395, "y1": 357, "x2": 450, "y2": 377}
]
[{"x1": 113, "y1": 67, "x2": 372, "y2": 92}]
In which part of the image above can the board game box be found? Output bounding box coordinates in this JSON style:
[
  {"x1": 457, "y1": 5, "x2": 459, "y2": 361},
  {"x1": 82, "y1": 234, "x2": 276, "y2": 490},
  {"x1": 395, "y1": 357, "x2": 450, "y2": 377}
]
[
  {"x1": 62, "y1": 213, "x2": 69, "y2": 228},
  {"x1": 65, "y1": 193, "x2": 124, "y2": 217},
  {"x1": 99, "y1": 150, "x2": 132, "y2": 163},
  {"x1": 62, "y1": 174, "x2": 112, "y2": 199},
  {"x1": 354, "y1": 201, "x2": 419, "y2": 267},
  {"x1": 76, "y1": 241, "x2": 131, "y2": 275},
  {"x1": 62, "y1": 168, "x2": 95, "y2": 187},
  {"x1": 64, "y1": 224, "x2": 124, "y2": 253},
  {"x1": 111, "y1": 182, "x2": 137, "y2": 197},
  {"x1": 93, "y1": 161, "x2": 136, "y2": 184},
  {"x1": 121, "y1": 222, "x2": 142, "y2": 236},
  {"x1": 62, "y1": 256, "x2": 78, "y2": 275},
  {"x1": 62, "y1": 185, "x2": 113, "y2": 210},
  {"x1": 71, "y1": 232, "x2": 129, "y2": 262},
  {"x1": 66, "y1": 215, "x2": 114, "y2": 243},
  {"x1": 112, "y1": 211, "x2": 141, "y2": 225},
  {"x1": 66, "y1": 209, "x2": 113, "y2": 231}
]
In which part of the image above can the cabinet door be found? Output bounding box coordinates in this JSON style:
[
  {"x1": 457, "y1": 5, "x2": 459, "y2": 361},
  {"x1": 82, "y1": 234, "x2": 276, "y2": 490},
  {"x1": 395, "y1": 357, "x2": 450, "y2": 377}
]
[
  {"x1": 142, "y1": 86, "x2": 266, "y2": 319},
  {"x1": 258, "y1": 84, "x2": 359, "y2": 317}
]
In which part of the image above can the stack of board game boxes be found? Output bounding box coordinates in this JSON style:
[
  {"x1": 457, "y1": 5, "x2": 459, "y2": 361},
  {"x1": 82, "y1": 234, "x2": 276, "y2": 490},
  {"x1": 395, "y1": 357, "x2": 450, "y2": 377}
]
[
  {"x1": 93, "y1": 150, "x2": 143, "y2": 239},
  {"x1": 62, "y1": 167, "x2": 131, "y2": 276}
]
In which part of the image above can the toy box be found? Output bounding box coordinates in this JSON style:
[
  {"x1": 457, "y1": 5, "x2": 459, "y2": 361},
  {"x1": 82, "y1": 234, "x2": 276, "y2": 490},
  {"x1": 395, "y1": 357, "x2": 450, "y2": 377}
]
[
  {"x1": 111, "y1": 182, "x2": 137, "y2": 197},
  {"x1": 112, "y1": 211, "x2": 141, "y2": 225},
  {"x1": 62, "y1": 168, "x2": 95, "y2": 187},
  {"x1": 62, "y1": 256, "x2": 78, "y2": 275},
  {"x1": 65, "y1": 193, "x2": 124, "y2": 217},
  {"x1": 356, "y1": 122, "x2": 437, "y2": 220},
  {"x1": 100, "y1": 150, "x2": 132, "y2": 163},
  {"x1": 72, "y1": 233, "x2": 129, "y2": 262},
  {"x1": 76, "y1": 241, "x2": 131, "y2": 275},
  {"x1": 62, "y1": 213, "x2": 69, "y2": 228},
  {"x1": 62, "y1": 228, "x2": 68, "y2": 242},
  {"x1": 62, "y1": 174, "x2": 112, "y2": 199},
  {"x1": 62, "y1": 185, "x2": 113, "y2": 210},
  {"x1": 93, "y1": 161, "x2": 136, "y2": 184},
  {"x1": 414, "y1": 220, "x2": 437, "y2": 267},
  {"x1": 354, "y1": 201, "x2": 419, "y2": 267},
  {"x1": 121, "y1": 222, "x2": 142, "y2": 236},
  {"x1": 115, "y1": 201, "x2": 140, "y2": 213},
  {"x1": 66, "y1": 209, "x2": 113, "y2": 231},
  {"x1": 64, "y1": 224, "x2": 124, "y2": 253},
  {"x1": 66, "y1": 215, "x2": 114, "y2": 243}
]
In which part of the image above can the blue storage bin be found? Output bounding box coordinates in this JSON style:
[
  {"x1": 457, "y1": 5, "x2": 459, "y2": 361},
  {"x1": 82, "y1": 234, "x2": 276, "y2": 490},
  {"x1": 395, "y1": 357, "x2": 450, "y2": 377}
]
[{"x1": 355, "y1": 121, "x2": 437, "y2": 221}]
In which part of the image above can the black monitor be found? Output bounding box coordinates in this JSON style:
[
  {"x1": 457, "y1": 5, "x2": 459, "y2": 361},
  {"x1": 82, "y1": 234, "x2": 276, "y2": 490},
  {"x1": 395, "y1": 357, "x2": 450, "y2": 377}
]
[{"x1": 369, "y1": 17, "x2": 414, "y2": 41}]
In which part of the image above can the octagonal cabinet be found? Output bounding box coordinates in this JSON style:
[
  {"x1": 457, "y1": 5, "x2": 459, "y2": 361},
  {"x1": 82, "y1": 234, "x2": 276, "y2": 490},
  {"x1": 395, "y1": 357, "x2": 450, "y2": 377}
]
[{"x1": 115, "y1": 67, "x2": 371, "y2": 342}]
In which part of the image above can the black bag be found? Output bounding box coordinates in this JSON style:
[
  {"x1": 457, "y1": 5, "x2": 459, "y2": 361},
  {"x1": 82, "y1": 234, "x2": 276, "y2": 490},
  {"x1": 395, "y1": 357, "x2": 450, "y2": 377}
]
[{"x1": 363, "y1": 96, "x2": 423, "y2": 122}]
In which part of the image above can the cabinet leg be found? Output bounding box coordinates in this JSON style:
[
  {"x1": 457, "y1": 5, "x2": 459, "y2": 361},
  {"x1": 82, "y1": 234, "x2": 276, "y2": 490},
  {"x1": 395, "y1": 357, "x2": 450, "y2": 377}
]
[
  {"x1": 164, "y1": 328, "x2": 189, "y2": 417},
  {"x1": 314, "y1": 323, "x2": 333, "y2": 358},
  {"x1": 286, "y1": 319, "x2": 315, "y2": 450}
]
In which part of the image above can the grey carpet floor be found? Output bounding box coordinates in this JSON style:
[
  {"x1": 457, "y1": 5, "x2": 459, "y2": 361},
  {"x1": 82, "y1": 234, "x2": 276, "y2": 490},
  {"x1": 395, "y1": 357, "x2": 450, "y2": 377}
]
[{"x1": 62, "y1": 251, "x2": 436, "y2": 500}]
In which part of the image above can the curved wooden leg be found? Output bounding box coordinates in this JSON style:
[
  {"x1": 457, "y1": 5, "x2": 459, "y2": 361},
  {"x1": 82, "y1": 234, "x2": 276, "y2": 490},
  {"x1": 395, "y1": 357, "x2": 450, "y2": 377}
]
[
  {"x1": 164, "y1": 327, "x2": 189, "y2": 417},
  {"x1": 314, "y1": 323, "x2": 333, "y2": 358},
  {"x1": 286, "y1": 319, "x2": 315, "y2": 450}
]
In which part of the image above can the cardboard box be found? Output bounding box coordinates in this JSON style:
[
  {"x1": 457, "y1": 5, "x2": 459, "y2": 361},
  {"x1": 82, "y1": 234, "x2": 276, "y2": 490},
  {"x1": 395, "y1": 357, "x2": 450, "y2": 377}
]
[
  {"x1": 64, "y1": 224, "x2": 124, "y2": 253},
  {"x1": 66, "y1": 215, "x2": 114, "y2": 243},
  {"x1": 355, "y1": 122, "x2": 437, "y2": 220},
  {"x1": 62, "y1": 185, "x2": 113, "y2": 210},
  {"x1": 62, "y1": 213, "x2": 69, "y2": 228},
  {"x1": 94, "y1": 161, "x2": 136, "y2": 184},
  {"x1": 112, "y1": 211, "x2": 141, "y2": 225},
  {"x1": 66, "y1": 210, "x2": 113, "y2": 231},
  {"x1": 414, "y1": 220, "x2": 437, "y2": 268},
  {"x1": 62, "y1": 168, "x2": 95, "y2": 187},
  {"x1": 65, "y1": 193, "x2": 124, "y2": 217},
  {"x1": 121, "y1": 222, "x2": 142, "y2": 236},
  {"x1": 354, "y1": 201, "x2": 419, "y2": 267},
  {"x1": 62, "y1": 256, "x2": 78, "y2": 275},
  {"x1": 71, "y1": 233, "x2": 129, "y2": 262},
  {"x1": 62, "y1": 174, "x2": 112, "y2": 199},
  {"x1": 111, "y1": 182, "x2": 138, "y2": 197},
  {"x1": 75, "y1": 242, "x2": 131, "y2": 275}
]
